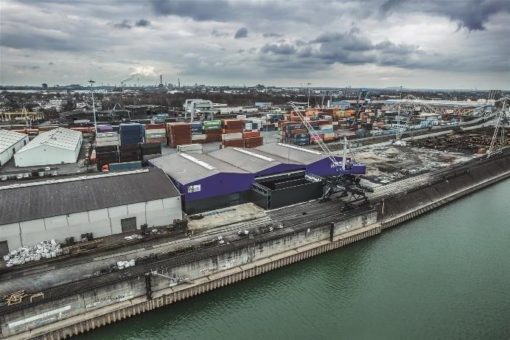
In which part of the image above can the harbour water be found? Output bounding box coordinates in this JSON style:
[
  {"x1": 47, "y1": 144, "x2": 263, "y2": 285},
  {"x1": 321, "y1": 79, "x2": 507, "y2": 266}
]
[{"x1": 81, "y1": 179, "x2": 510, "y2": 340}]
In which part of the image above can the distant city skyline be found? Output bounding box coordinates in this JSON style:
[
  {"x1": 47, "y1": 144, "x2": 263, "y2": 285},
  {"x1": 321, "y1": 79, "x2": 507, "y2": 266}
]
[{"x1": 1, "y1": 0, "x2": 509, "y2": 89}]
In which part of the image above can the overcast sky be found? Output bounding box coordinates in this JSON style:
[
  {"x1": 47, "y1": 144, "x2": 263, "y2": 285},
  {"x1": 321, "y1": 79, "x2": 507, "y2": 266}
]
[{"x1": 1, "y1": 0, "x2": 509, "y2": 89}]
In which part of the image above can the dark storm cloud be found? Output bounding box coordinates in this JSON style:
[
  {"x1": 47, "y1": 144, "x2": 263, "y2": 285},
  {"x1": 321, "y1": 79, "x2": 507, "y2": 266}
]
[
  {"x1": 135, "y1": 19, "x2": 151, "y2": 27},
  {"x1": 258, "y1": 29, "x2": 444, "y2": 71},
  {"x1": 234, "y1": 27, "x2": 248, "y2": 39},
  {"x1": 150, "y1": 0, "x2": 510, "y2": 32},
  {"x1": 379, "y1": 0, "x2": 510, "y2": 31},
  {"x1": 114, "y1": 19, "x2": 132, "y2": 29}
]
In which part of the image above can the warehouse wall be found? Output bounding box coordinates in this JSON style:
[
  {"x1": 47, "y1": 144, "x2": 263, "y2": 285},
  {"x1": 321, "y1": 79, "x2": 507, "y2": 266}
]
[
  {"x1": 180, "y1": 172, "x2": 254, "y2": 201},
  {"x1": 14, "y1": 143, "x2": 81, "y2": 167},
  {"x1": 0, "y1": 135, "x2": 28, "y2": 167},
  {"x1": 0, "y1": 197, "x2": 182, "y2": 254}
]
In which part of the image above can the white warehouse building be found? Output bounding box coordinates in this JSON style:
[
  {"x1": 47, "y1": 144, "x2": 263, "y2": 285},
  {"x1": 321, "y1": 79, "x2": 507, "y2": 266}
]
[
  {"x1": 0, "y1": 169, "x2": 183, "y2": 255},
  {"x1": 14, "y1": 127, "x2": 82, "y2": 167},
  {"x1": 0, "y1": 129, "x2": 29, "y2": 167}
]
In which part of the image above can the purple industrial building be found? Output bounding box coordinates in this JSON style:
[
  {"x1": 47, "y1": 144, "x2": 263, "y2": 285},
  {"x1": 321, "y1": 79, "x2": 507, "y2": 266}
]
[
  {"x1": 150, "y1": 144, "x2": 366, "y2": 213},
  {"x1": 149, "y1": 152, "x2": 254, "y2": 213},
  {"x1": 208, "y1": 147, "x2": 305, "y2": 177},
  {"x1": 255, "y1": 143, "x2": 366, "y2": 177}
]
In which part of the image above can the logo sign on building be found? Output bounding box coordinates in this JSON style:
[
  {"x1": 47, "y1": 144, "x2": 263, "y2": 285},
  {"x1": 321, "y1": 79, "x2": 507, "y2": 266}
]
[{"x1": 187, "y1": 184, "x2": 201, "y2": 193}]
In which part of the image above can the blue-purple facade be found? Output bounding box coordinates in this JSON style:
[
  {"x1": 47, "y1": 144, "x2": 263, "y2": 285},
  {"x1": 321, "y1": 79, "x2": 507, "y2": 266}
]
[
  {"x1": 174, "y1": 172, "x2": 255, "y2": 202},
  {"x1": 306, "y1": 156, "x2": 366, "y2": 177}
]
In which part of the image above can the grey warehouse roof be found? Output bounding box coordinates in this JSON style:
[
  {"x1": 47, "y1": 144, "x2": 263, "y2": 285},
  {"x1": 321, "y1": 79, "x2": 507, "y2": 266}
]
[
  {"x1": 150, "y1": 152, "x2": 249, "y2": 185},
  {"x1": 255, "y1": 143, "x2": 325, "y2": 165},
  {"x1": 208, "y1": 147, "x2": 302, "y2": 173},
  {"x1": 17, "y1": 127, "x2": 81, "y2": 153},
  {"x1": 0, "y1": 169, "x2": 179, "y2": 225},
  {"x1": 0, "y1": 129, "x2": 27, "y2": 154}
]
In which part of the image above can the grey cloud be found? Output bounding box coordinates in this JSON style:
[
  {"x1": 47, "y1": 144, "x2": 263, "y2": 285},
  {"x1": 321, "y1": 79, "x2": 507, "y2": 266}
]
[
  {"x1": 15, "y1": 65, "x2": 41, "y2": 70},
  {"x1": 260, "y1": 43, "x2": 296, "y2": 55},
  {"x1": 380, "y1": 0, "x2": 510, "y2": 31},
  {"x1": 0, "y1": 31, "x2": 84, "y2": 51},
  {"x1": 135, "y1": 19, "x2": 151, "y2": 27},
  {"x1": 263, "y1": 32, "x2": 283, "y2": 38},
  {"x1": 150, "y1": 0, "x2": 510, "y2": 32},
  {"x1": 211, "y1": 29, "x2": 229, "y2": 37},
  {"x1": 114, "y1": 20, "x2": 132, "y2": 29},
  {"x1": 256, "y1": 29, "x2": 461, "y2": 71},
  {"x1": 234, "y1": 27, "x2": 248, "y2": 39},
  {"x1": 150, "y1": 0, "x2": 232, "y2": 21}
]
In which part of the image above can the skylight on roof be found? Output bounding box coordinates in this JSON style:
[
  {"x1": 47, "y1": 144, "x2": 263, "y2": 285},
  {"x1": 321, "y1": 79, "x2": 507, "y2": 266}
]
[
  {"x1": 232, "y1": 147, "x2": 274, "y2": 162},
  {"x1": 180, "y1": 153, "x2": 215, "y2": 170},
  {"x1": 277, "y1": 143, "x2": 322, "y2": 155}
]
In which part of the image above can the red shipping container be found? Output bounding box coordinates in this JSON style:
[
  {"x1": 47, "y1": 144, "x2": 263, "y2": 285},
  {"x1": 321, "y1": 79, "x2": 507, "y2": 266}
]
[{"x1": 243, "y1": 131, "x2": 260, "y2": 139}]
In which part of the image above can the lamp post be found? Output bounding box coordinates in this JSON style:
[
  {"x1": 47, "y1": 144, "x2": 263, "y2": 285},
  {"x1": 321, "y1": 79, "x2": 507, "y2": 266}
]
[{"x1": 88, "y1": 80, "x2": 97, "y2": 134}]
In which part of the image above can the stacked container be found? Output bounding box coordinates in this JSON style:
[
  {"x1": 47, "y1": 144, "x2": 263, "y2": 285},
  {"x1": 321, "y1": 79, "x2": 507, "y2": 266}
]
[
  {"x1": 243, "y1": 131, "x2": 263, "y2": 148},
  {"x1": 96, "y1": 132, "x2": 120, "y2": 147},
  {"x1": 221, "y1": 132, "x2": 244, "y2": 148},
  {"x1": 120, "y1": 123, "x2": 144, "y2": 145},
  {"x1": 223, "y1": 119, "x2": 244, "y2": 133},
  {"x1": 145, "y1": 124, "x2": 167, "y2": 144},
  {"x1": 203, "y1": 120, "x2": 222, "y2": 142},
  {"x1": 95, "y1": 145, "x2": 120, "y2": 169},
  {"x1": 97, "y1": 124, "x2": 113, "y2": 133},
  {"x1": 318, "y1": 120, "x2": 336, "y2": 142},
  {"x1": 166, "y1": 122, "x2": 192, "y2": 147},
  {"x1": 119, "y1": 144, "x2": 141, "y2": 162},
  {"x1": 140, "y1": 143, "x2": 162, "y2": 162}
]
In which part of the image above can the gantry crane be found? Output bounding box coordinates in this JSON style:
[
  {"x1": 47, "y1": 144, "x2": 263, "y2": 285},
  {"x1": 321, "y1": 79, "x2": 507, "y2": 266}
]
[
  {"x1": 487, "y1": 97, "x2": 509, "y2": 158},
  {"x1": 288, "y1": 101, "x2": 369, "y2": 204}
]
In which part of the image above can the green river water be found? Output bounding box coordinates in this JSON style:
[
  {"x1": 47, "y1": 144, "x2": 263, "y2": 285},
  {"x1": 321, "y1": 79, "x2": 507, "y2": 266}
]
[{"x1": 82, "y1": 179, "x2": 510, "y2": 340}]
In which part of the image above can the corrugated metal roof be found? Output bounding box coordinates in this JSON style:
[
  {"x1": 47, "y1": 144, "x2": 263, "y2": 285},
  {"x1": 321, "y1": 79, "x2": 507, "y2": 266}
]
[
  {"x1": 255, "y1": 143, "x2": 325, "y2": 165},
  {"x1": 150, "y1": 152, "x2": 249, "y2": 185},
  {"x1": 209, "y1": 147, "x2": 303, "y2": 174},
  {"x1": 0, "y1": 169, "x2": 180, "y2": 225},
  {"x1": 18, "y1": 128, "x2": 81, "y2": 153},
  {"x1": 0, "y1": 130, "x2": 27, "y2": 154}
]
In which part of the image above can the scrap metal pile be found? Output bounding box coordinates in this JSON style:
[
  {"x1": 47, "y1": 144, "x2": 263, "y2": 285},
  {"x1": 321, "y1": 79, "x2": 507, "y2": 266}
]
[
  {"x1": 411, "y1": 129, "x2": 508, "y2": 154},
  {"x1": 3, "y1": 240, "x2": 62, "y2": 267}
]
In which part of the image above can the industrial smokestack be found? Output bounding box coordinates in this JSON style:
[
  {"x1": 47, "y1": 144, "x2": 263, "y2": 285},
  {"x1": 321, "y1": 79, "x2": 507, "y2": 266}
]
[{"x1": 159, "y1": 74, "x2": 163, "y2": 85}]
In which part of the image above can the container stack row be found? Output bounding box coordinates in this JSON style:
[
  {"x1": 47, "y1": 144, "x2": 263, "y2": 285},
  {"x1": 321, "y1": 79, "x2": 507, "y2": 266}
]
[
  {"x1": 166, "y1": 123, "x2": 192, "y2": 147},
  {"x1": 145, "y1": 124, "x2": 167, "y2": 144}
]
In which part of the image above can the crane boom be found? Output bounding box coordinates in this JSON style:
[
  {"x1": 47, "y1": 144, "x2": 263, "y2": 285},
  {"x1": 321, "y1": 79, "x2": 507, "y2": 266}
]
[{"x1": 288, "y1": 101, "x2": 341, "y2": 169}]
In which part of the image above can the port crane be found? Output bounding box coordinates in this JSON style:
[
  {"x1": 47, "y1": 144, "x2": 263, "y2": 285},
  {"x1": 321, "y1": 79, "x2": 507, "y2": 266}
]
[
  {"x1": 288, "y1": 101, "x2": 369, "y2": 204},
  {"x1": 487, "y1": 97, "x2": 508, "y2": 158}
]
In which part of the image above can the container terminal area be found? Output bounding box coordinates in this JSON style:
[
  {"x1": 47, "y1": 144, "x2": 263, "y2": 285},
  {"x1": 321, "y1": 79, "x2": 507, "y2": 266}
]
[
  {"x1": 0, "y1": 127, "x2": 509, "y2": 338},
  {"x1": 0, "y1": 94, "x2": 509, "y2": 339}
]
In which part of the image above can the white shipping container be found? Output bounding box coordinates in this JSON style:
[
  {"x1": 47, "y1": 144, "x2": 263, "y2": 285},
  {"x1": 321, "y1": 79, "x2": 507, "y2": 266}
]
[
  {"x1": 222, "y1": 132, "x2": 243, "y2": 141},
  {"x1": 177, "y1": 144, "x2": 203, "y2": 153},
  {"x1": 191, "y1": 134, "x2": 207, "y2": 141}
]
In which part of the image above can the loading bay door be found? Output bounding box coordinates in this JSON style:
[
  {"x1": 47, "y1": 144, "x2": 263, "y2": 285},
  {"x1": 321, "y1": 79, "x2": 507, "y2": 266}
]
[
  {"x1": 0, "y1": 241, "x2": 9, "y2": 257},
  {"x1": 121, "y1": 217, "x2": 137, "y2": 233}
]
